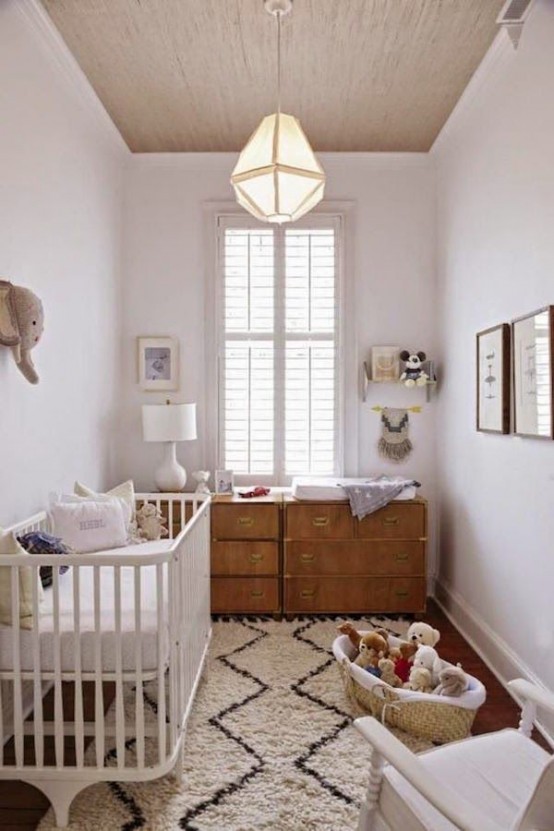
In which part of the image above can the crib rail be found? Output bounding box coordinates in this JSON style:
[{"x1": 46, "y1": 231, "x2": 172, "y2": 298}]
[{"x1": 0, "y1": 493, "x2": 211, "y2": 826}]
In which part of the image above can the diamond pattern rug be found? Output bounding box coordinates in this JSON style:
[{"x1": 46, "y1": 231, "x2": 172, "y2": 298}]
[{"x1": 38, "y1": 616, "x2": 431, "y2": 830}]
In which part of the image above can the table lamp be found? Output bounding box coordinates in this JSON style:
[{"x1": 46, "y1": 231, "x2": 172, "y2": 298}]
[{"x1": 142, "y1": 401, "x2": 197, "y2": 492}]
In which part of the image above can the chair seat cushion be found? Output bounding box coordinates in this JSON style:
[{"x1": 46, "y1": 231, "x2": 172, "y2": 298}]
[{"x1": 380, "y1": 729, "x2": 550, "y2": 831}]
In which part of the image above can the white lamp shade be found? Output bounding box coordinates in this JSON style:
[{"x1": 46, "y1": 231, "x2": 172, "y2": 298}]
[
  {"x1": 231, "y1": 113, "x2": 325, "y2": 224},
  {"x1": 142, "y1": 403, "x2": 197, "y2": 443}
]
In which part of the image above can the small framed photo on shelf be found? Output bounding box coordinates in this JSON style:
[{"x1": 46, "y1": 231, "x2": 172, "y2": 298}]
[
  {"x1": 512, "y1": 306, "x2": 554, "y2": 439},
  {"x1": 371, "y1": 346, "x2": 400, "y2": 382},
  {"x1": 215, "y1": 470, "x2": 234, "y2": 495},
  {"x1": 137, "y1": 336, "x2": 179, "y2": 391},
  {"x1": 476, "y1": 324, "x2": 511, "y2": 434}
]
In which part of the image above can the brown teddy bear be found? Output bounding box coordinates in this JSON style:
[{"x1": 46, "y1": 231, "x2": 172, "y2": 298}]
[
  {"x1": 337, "y1": 622, "x2": 390, "y2": 652},
  {"x1": 354, "y1": 631, "x2": 389, "y2": 669},
  {"x1": 388, "y1": 641, "x2": 418, "y2": 684},
  {"x1": 377, "y1": 657, "x2": 403, "y2": 688}
]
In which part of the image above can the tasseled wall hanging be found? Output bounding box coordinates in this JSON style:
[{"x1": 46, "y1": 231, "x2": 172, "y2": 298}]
[{"x1": 372, "y1": 406, "x2": 421, "y2": 462}]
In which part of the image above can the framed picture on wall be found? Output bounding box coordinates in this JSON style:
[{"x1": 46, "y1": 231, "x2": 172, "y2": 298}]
[
  {"x1": 137, "y1": 336, "x2": 179, "y2": 391},
  {"x1": 512, "y1": 306, "x2": 554, "y2": 439},
  {"x1": 476, "y1": 324, "x2": 511, "y2": 434}
]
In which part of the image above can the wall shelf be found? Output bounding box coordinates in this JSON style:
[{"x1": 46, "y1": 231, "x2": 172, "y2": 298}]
[{"x1": 363, "y1": 360, "x2": 437, "y2": 403}]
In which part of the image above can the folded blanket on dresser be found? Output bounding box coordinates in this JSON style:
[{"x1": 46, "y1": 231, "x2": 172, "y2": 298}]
[{"x1": 343, "y1": 476, "x2": 420, "y2": 519}]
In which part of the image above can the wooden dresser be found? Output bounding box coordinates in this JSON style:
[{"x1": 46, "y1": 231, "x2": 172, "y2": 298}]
[
  {"x1": 210, "y1": 493, "x2": 427, "y2": 616},
  {"x1": 210, "y1": 494, "x2": 282, "y2": 614},
  {"x1": 283, "y1": 496, "x2": 427, "y2": 616}
]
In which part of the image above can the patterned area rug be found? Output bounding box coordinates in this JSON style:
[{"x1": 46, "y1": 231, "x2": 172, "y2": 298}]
[{"x1": 38, "y1": 616, "x2": 431, "y2": 831}]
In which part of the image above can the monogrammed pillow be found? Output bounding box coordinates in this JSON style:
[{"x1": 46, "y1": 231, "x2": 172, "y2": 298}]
[{"x1": 49, "y1": 499, "x2": 127, "y2": 554}]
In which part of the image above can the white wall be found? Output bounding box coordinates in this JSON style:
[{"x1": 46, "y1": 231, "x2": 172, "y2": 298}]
[
  {"x1": 118, "y1": 155, "x2": 438, "y2": 568},
  {"x1": 434, "y1": 0, "x2": 554, "y2": 693},
  {"x1": 0, "y1": 1, "x2": 126, "y2": 526}
]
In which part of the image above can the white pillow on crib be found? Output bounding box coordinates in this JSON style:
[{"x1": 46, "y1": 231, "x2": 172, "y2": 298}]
[
  {"x1": 74, "y1": 480, "x2": 135, "y2": 528},
  {"x1": 0, "y1": 529, "x2": 44, "y2": 629},
  {"x1": 49, "y1": 499, "x2": 127, "y2": 554}
]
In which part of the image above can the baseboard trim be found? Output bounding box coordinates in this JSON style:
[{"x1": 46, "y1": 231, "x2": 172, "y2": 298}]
[{"x1": 434, "y1": 579, "x2": 554, "y2": 743}]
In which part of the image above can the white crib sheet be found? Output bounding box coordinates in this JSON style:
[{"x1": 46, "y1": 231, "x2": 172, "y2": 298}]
[
  {"x1": 291, "y1": 477, "x2": 418, "y2": 502},
  {"x1": 0, "y1": 541, "x2": 172, "y2": 675}
]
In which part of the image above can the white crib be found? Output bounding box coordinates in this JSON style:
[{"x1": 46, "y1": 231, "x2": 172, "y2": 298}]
[{"x1": 0, "y1": 493, "x2": 211, "y2": 828}]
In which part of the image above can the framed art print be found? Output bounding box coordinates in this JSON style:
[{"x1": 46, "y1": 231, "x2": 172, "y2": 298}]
[
  {"x1": 137, "y1": 336, "x2": 179, "y2": 391},
  {"x1": 476, "y1": 324, "x2": 510, "y2": 433},
  {"x1": 371, "y1": 345, "x2": 400, "y2": 382},
  {"x1": 215, "y1": 470, "x2": 234, "y2": 495},
  {"x1": 512, "y1": 306, "x2": 554, "y2": 438}
]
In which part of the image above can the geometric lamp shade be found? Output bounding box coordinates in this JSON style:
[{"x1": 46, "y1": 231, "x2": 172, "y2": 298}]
[{"x1": 231, "y1": 112, "x2": 325, "y2": 224}]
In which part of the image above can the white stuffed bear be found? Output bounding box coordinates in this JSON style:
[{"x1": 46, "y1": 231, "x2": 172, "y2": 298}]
[
  {"x1": 413, "y1": 645, "x2": 442, "y2": 687},
  {"x1": 406, "y1": 621, "x2": 440, "y2": 648}
]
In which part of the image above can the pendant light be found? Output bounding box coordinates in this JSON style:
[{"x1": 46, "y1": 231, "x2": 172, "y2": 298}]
[{"x1": 231, "y1": 0, "x2": 325, "y2": 224}]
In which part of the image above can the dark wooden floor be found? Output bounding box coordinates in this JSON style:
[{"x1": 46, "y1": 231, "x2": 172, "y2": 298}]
[{"x1": 0, "y1": 600, "x2": 546, "y2": 829}]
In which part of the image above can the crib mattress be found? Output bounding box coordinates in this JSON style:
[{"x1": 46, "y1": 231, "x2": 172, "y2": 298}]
[
  {"x1": 291, "y1": 477, "x2": 418, "y2": 502},
  {"x1": 0, "y1": 541, "x2": 172, "y2": 675}
]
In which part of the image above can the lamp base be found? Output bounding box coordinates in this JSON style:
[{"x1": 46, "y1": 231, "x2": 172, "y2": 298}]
[{"x1": 154, "y1": 442, "x2": 187, "y2": 492}]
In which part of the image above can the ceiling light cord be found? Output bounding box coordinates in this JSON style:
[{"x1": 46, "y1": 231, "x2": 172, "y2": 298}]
[{"x1": 276, "y1": 10, "x2": 282, "y2": 115}]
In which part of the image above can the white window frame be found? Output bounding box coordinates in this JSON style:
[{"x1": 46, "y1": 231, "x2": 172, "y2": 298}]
[{"x1": 203, "y1": 201, "x2": 357, "y2": 487}]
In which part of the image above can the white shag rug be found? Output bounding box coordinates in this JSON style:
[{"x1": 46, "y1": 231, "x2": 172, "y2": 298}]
[{"x1": 38, "y1": 616, "x2": 431, "y2": 831}]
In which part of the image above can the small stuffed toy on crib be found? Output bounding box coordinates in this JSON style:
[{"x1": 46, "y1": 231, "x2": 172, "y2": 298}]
[{"x1": 135, "y1": 503, "x2": 169, "y2": 541}]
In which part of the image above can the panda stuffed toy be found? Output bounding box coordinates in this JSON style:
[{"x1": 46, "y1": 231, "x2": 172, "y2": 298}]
[{"x1": 400, "y1": 350, "x2": 429, "y2": 387}]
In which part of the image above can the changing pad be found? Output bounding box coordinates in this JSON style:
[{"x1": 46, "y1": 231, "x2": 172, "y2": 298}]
[
  {"x1": 0, "y1": 541, "x2": 172, "y2": 674},
  {"x1": 291, "y1": 477, "x2": 418, "y2": 502}
]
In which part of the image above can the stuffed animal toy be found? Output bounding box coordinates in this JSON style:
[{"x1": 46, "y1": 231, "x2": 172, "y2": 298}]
[
  {"x1": 407, "y1": 621, "x2": 440, "y2": 648},
  {"x1": 413, "y1": 645, "x2": 442, "y2": 687},
  {"x1": 399, "y1": 350, "x2": 429, "y2": 388},
  {"x1": 377, "y1": 657, "x2": 403, "y2": 688},
  {"x1": 0, "y1": 280, "x2": 44, "y2": 384},
  {"x1": 135, "y1": 503, "x2": 169, "y2": 541},
  {"x1": 337, "y1": 623, "x2": 390, "y2": 653},
  {"x1": 389, "y1": 641, "x2": 417, "y2": 683},
  {"x1": 354, "y1": 631, "x2": 388, "y2": 669},
  {"x1": 405, "y1": 665, "x2": 433, "y2": 693},
  {"x1": 434, "y1": 664, "x2": 469, "y2": 697}
]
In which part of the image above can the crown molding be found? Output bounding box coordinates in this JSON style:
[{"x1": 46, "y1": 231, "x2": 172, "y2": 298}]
[
  {"x1": 128, "y1": 151, "x2": 432, "y2": 170},
  {"x1": 13, "y1": 0, "x2": 129, "y2": 158},
  {"x1": 431, "y1": 28, "x2": 515, "y2": 156}
]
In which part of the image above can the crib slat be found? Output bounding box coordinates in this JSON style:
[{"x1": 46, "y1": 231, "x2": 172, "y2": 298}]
[
  {"x1": 52, "y1": 567, "x2": 64, "y2": 768},
  {"x1": 73, "y1": 566, "x2": 84, "y2": 769},
  {"x1": 93, "y1": 566, "x2": 105, "y2": 767},
  {"x1": 180, "y1": 499, "x2": 185, "y2": 535},
  {"x1": 156, "y1": 563, "x2": 166, "y2": 764},
  {"x1": 10, "y1": 568, "x2": 24, "y2": 768},
  {"x1": 168, "y1": 553, "x2": 177, "y2": 753},
  {"x1": 114, "y1": 566, "x2": 125, "y2": 769},
  {"x1": 168, "y1": 500, "x2": 174, "y2": 541},
  {"x1": 31, "y1": 569, "x2": 44, "y2": 769},
  {"x1": 134, "y1": 566, "x2": 145, "y2": 771},
  {"x1": 0, "y1": 681, "x2": 3, "y2": 766}
]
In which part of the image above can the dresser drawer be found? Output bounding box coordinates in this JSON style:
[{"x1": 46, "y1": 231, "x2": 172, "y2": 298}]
[
  {"x1": 285, "y1": 503, "x2": 353, "y2": 539},
  {"x1": 211, "y1": 542, "x2": 279, "y2": 576},
  {"x1": 356, "y1": 503, "x2": 426, "y2": 539},
  {"x1": 284, "y1": 576, "x2": 426, "y2": 613},
  {"x1": 211, "y1": 577, "x2": 280, "y2": 613},
  {"x1": 285, "y1": 540, "x2": 425, "y2": 576},
  {"x1": 212, "y1": 503, "x2": 279, "y2": 540}
]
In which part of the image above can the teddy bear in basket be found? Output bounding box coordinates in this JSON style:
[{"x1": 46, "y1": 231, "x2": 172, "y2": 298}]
[{"x1": 338, "y1": 621, "x2": 421, "y2": 685}]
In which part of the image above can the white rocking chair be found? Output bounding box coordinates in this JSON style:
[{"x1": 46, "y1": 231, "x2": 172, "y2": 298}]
[{"x1": 355, "y1": 679, "x2": 554, "y2": 831}]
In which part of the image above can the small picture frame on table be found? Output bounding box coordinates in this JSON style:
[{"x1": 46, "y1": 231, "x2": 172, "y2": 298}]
[
  {"x1": 137, "y1": 336, "x2": 179, "y2": 391},
  {"x1": 215, "y1": 470, "x2": 234, "y2": 495},
  {"x1": 371, "y1": 346, "x2": 400, "y2": 382},
  {"x1": 476, "y1": 324, "x2": 511, "y2": 434},
  {"x1": 512, "y1": 306, "x2": 554, "y2": 439}
]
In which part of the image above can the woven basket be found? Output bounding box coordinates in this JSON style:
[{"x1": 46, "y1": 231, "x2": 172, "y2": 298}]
[{"x1": 334, "y1": 634, "x2": 486, "y2": 745}]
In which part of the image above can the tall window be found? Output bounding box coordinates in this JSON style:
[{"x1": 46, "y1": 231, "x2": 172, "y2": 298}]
[{"x1": 217, "y1": 215, "x2": 342, "y2": 484}]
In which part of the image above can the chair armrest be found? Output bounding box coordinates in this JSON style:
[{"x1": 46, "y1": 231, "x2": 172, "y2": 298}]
[
  {"x1": 354, "y1": 717, "x2": 504, "y2": 831},
  {"x1": 508, "y1": 679, "x2": 554, "y2": 715}
]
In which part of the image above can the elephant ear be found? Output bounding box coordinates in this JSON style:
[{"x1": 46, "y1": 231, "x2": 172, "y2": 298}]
[{"x1": 0, "y1": 281, "x2": 21, "y2": 347}]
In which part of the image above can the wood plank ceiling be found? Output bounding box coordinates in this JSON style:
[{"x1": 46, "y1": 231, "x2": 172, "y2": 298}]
[{"x1": 40, "y1": 0, "x2": 505, "y2": 153}]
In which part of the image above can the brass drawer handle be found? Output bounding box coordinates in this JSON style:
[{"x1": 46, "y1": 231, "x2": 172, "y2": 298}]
[
  {"x1": 383, "y1": 517, "x2": 399, "y2": 526},
  {"x1": 395, "y1": 590, "x2": 409, "y2": 598},
  {"x1": 250, "y1": 590, "x2": 264, "y2": 598},
  {"x1": 238, "y1": 517, "x2": 255, "y2": 527},
  {"x1": 312, "y1": 516, "x2": 330, "y2": 527},
  {"x1": 301, "y1": 589, "x2": 316, "y2": 598},
  {"x1": 248, "y1": 552, "x2": 264, "y2": 563},
  {"x1": 300, "y1": 552, "x2": 315, "y2": 562},
  {"x1": 394, "y1": 552, "x2": 409, "y2": 562}
]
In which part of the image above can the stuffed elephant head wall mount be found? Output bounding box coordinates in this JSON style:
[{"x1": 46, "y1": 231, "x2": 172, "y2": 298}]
[{"x1": 0, "y1": 279, "x2": 44, "y2": 384}]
